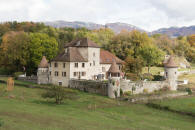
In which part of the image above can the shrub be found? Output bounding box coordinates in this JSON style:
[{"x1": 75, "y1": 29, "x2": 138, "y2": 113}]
[
  {"x1": 42, "y1": 85, "x2": 78, "y2": 104},
  {"x1": 125, "y1": 73, "x2": 140, "y2": 81},
  {"x1": 153, "y1": 75, "x2": 165, "y2": 81},
  {"x1": 120, "y1": 89, "x2": 124, "y2": 96},
  {"x1": 185, "y1": 88, "x2": 192, "y2": 95},
  {"x1": 142, "y1": 73, "x2": 154, "y2": 81},
  {"x1": 143, "y1": 88, "x2": 148, "y2": 94},
  {"x1": 0, "y1": 119, "x2": 4, "y2": 127},
  {"x1": 0, "y1": 87, "x2": 6, "y2": 97},
  {"x1": 0, "y1": 67, "x2": 13, "y2": 75},
  {"x1": 124, "y1": 91, "x2": 132, "y2": 96}
]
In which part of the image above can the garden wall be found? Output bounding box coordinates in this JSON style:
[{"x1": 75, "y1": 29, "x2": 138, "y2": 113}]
[
  {"x1": 120, "y1": 80, "x2": 170, "y2": 94},
  {"x1": 69, "y1": 79, "x2": 108, "y2": 96},
  {"x1": 17, "y1": 76, "x2": 37, "y2": 83}
]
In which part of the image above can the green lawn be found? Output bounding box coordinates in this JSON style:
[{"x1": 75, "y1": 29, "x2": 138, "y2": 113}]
[
  {"x1": 152, "y1": 96, "x2": 195, "y2": 115},
  {"x1": 0, "y1": 82, "x2": 195, "y2": 129},
  {"x1": 142, "y1": 67, "x2": 164, "y2": 75}
]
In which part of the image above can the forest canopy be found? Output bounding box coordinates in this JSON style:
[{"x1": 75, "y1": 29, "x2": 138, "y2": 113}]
[{"x1": 0, "y1": 21, "x2": 194, "y2": 76}]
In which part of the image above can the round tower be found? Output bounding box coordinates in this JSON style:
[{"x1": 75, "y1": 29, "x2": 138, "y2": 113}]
[
  {"x1": 108, "y1": 60, "x2": 121, "y2": 98},
  {"x1": 164, "y1": 56, "x2": 178, "y2": 91},
  {"x1": 37, "y1": 56, "x2": 49, "y2": 84}
]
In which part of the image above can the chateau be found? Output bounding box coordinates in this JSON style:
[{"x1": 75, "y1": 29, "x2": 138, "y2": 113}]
[{"x1": 37, "y1": 38, "x2": 124, "y2": 86}]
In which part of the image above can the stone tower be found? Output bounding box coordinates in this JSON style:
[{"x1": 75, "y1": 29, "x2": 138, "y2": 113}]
[
  {"x1": 164, "y1": 56, "x2": 178, "y2": 90},
  {"x1": 108, "y1": 60, "x2": 121, "y2": 98},
  {"x1": 37, "y1": 56, "x2": 49, "y2": 84}
]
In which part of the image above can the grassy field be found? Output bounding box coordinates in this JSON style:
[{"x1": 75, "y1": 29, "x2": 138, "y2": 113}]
[
  {"x1": 152, "y1": 96, "x2": 195, "y2": 115},
  {"x1": 0, "y1": 82, "x2": 195, "y2": 129},
  {"x1": 142, "y1": 67, "x2": 164, "y2": 75},
  {"x1": 178, "y1": 73, "x2": 195, "y2": 90}
]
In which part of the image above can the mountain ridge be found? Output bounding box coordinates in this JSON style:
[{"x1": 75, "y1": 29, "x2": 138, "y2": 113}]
[{"x1": 44, "y1": 20, "x2": 195, "y2": 37}]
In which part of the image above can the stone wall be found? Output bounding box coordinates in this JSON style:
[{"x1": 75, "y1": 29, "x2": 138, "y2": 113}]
[
  {"x1": 18, "y1": 76, "x2": 37, "y2": 83},
  {"x1": 120, "y1": 80, "x2": 170, "y2": 94},
  {"x1": 69, "y1": 79, "x2": 108, "y2": 96}
]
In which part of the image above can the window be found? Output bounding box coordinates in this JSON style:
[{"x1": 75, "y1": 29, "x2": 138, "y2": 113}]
[
  {"x1": 62, "y1": 72, "x2": 66, "y2": 77},
  {"x1": 82, "y1": 72, "x2": 86, "y2": 76},
  {"x1": 93, "y1": 52, "x2": 95, "y2": 57},
  {"x1": 55, "y1": 71, "x2": 58, "y2": 76},
  {"x1": 59, "y1": 82, "x2": 62, "y2": 86},
  {"x1": 119, "y1": 65, "x2": 121, "y2": 70},
  {"x1": 74, "y1": 72, "x2": 77, "y2": 77},
  {"x1": 63, "y1": 63, "x2": 66, "y2": 68},
  {"x1": 75, "y1": 63, "x2": 78, "y2": 68},
  {"x1": 50, "y1": 71, "x2": 51, "y2": 76},
  {"x1": 175, "y1": 72, "x2": 177, "y2": 75},
  {"x1": 93, "y1": 61, "x2": 95, "y2": 66},
  {"x1": 90, "y1": 63, "x2": 92, "y2": 66},
  {"x1": 82, "y1": 63, "x2": 85, "y2": 68},
  {"x1": 102, "y1": 67, "x2": 106, "y2": 72},
  {"x1": 54, "y1": 63, "x2": 58, "y2": 67}
]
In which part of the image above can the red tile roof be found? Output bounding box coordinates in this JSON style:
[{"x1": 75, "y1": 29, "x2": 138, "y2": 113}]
[
  {"x1": 64, "y1": 38, "x2": 100, "y2": 48},
  {"x1": 100, "y1": 50, "x2": 124, "y2": 64},
  {"x1": 39, "y1": 56, "x2": 48, "y2": 68}
]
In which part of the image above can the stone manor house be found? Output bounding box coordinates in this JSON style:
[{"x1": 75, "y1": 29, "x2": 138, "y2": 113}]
[{"x1": 37, "y1": 38, "x2": 124, "y2": 86}]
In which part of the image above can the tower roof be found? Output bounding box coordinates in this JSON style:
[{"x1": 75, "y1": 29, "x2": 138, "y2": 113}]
[
  {"x1": 64, "y1": 37, "x2": 100, "y2": 48},
  {"x1": 108, "y1": 60, "x2": 120, "y2": 73},
  {"x1": 164, "y1": 56, "x2": 178, "y2": 68},
  {"x1": 38, "y1": 56, "x2": 48, "y2": 68}
]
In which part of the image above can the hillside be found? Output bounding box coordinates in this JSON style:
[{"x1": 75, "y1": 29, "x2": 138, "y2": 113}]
[
  {"x1": 45, "y1": 20, "x2": 195, "y2": 36},
  {"x1": 0, "y1": 79, "x2": 195, "y2": 129},
  {"x1": 45, "y1": 21, "x2": 145, "y2": 33},
  {"x1": 151, "y1": 26, "x2": 195, "y2": 37}
]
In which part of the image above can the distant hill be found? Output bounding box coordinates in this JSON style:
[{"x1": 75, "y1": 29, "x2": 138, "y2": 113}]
[
  {"x1": 151, "y1": 26, "x2": 195, "y2": 37},
  {"x1": 105, "y1": 22, "x2": 145, "y2": 33},
  {"x1": 44, "y1": 21, "x2": 145, "y2": 33},
  {"x1": 45, "y1": 21, "x2": 104, "y2": 30},
  {"x1": 45, "y1": 20, "x2": 195, "y2": 36}
]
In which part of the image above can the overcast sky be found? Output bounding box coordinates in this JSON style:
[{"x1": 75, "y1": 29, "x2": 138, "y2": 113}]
[{"x1": 0, "y1": 0, "x2": 195, "y2": 31}]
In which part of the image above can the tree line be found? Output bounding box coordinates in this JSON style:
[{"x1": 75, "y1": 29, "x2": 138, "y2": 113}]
[{"x1": 0, "y1": 21, "x2": 194, "y2": 77}]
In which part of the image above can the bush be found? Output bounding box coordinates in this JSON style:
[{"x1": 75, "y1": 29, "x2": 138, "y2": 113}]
[
  {"x1": 42, "y1": 85, "x2": 78, "y2": 104},
  {"x1": 0, "y1": 119, "x2": 4, "y2": 127},
  {"x1": 185, "y1": 88, "x2": 192, "y2": 95},
  {"x1": 124, "y1": 91, "x2": 132, "y2": 96},
  {"x1": 125, "y1": 73, "x2": 140, "y2": 81},
  {"x1": 0, "y1": 67, "x2": 13, "y2": 75},
  {"x1": 142, "y1": 73, "x2": 154, "y2": 81},
  {"x1": 153, "y1": 75, "x2": 165, "y2": 81},
  {"x1": 143, "y1": 88, "x2": 148, "y2": 94},
  {"x1": 120, "y1": 89, "x2": 124, "y2": 96},
  {"x1": 13, "y1": 72, "x2": 24, "y2": 79},
  {"x1": 0, "y1": 87, "x2": 6, "y2": 97}
]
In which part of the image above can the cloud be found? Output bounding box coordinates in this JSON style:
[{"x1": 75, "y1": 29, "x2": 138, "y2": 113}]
[{"x1": 0, "y1": 0, "x2": 194, "y2": 31}]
